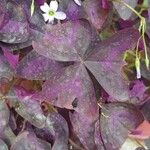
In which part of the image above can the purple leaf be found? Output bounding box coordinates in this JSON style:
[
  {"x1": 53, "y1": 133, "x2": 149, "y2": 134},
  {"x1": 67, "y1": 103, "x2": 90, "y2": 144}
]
[
  {"x1": 0, "y1": 0, "x2": 45, "y2": 50},
  {"x1": 32, "y1": 126, "x2": 54, "y2": 144},
  {"x1": 33, "y1": 20, "x2": 95, "y2": 61},
  {"x1": 35, "y1": 0, "x2": 45, "y2": 6},
  {"x1": 118, "y1": 18, "x2": 134, "y2": 29},
  {"x1": 40, "y1": 64, "x2": 98, "y2": 121},
  {"x1": 16, "y1": 51, "x2": 64, "y2": 80},
  {"x1": 66, "y1": 2, "x2": 85, "y2": 21},
  {"x1": 0, "y1": 39, "x2": 31, "y2": 51},
  {"x1": 85, "y1": 61, "x2": 129, "y2": 101},
  {"x1": 2, "y1": 126, "x2": 16, "y2": 147},
  {"x1": 11, "y1": 87, "x2": 46, "y2": 128},
  {"x1": 100, "y1": 102, "x2": 144, "y2": 149},
  {"x1": 70, "y1": 111, "x2": 97, "y2": 150},
  {"x1": 0, "y1": 0, "x2": 7, "y2": 30},
  {"x1": 100, "y1": 0, "x2": 110, "y2": 9},
  {"x1": 0, "y1": 21, "x2": 29, "y2": 44},
  {"x1": 83, "y1": 0, "x2": 109, "y2": 30},
  {"x1": 129, "y1": 80, "x2": 149, "y2": 105},
  {"x1": 0, "y1": 55, "x2": 14, "y2": 86},
  {"x1": 10, "y1": 131, "x2": 51, "y2": 150},
  {"x1": 59, "y1": 0, "x2": 73, "y2": 10},
  {"x1": 23, "y1": 0, "x2": 46, "y2": 32},
  {"x1": 141, "y1": 101, "x2": 150, "y2": 122},
  {"x1": 46, "y1": 112, "x2": 69, "y2": 150},
  {"x1": 0, "y1": 101, "x2": 10, "y2": 137},
  {"x1": 2, "y1": 48, "x2": 19, "y2": 70},
  {"x1": 94, "y1": 120, "x2": 105, "y2": 150},
  {"x1": 0, "y1": 139, "x2": 8, "y2": 150},
  {"x1": 0, "y1": 2, "x2": 30, "y2": 44},
  {"x1": 0, "y1": 28, "x2": 43, "y2": 51},
  {"x1": 85, "y1": 28, "x2": 140, "y2": 101},
  {"x1": 113, "y1": 0, "x2": 138, "y2": 20}
]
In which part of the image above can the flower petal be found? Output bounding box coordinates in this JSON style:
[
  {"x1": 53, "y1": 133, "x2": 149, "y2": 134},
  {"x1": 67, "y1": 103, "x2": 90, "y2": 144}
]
[
  {"x1": 74, "y1": 0, "x2": 82, "y2": 6},
  {"x1": 42, "y1": 13, "x2": 50, "y2": 22},
  {"x1": 55, "y1": 11, "x2": 66, "y2": 20},
  {"x1": 48, "y1": 16, "x2": 55, "y2": 23},
  {"x1": 50, "y1": 0, "x2": 58, "y2": 11},
  {"x1": 40, "y1": 2, "x2": 50, "y2": 13}
]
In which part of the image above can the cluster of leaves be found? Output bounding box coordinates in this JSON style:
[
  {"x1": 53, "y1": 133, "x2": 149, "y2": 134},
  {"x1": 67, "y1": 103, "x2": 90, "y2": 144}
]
[{"x1": 0, "y1": 0, "x2": 150, "y2": 149}]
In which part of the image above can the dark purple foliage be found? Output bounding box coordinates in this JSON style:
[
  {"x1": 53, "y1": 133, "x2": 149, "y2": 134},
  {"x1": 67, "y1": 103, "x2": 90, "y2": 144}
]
[
  {"x1": 0, "y1": 55, "x2": 14, "y2": 86},
  {"x1": 100, "y1": 102, "x2": 144, "y2": 149},
  {"x1": 10, "y1": 131, "x2": 51, "y2": 150},
  {"x1": 0, "y1": 0, "x2": 150, "y2": 149}
]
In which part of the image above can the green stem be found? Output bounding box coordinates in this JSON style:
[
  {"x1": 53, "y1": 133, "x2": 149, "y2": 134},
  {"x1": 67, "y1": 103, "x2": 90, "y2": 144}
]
[
  {"x1": 113, "y1": 0, "x2": 149, "y2": 73},
  {"x1": 31, "y1": 0, "x2": 35, "y2": 16}
]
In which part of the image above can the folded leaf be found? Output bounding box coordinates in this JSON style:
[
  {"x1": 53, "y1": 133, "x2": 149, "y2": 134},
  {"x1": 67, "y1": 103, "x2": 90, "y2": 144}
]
[
  {"x1": 10, "y1": 131, "x2": 51, "y2": 150},
  {"x1": 83, "y1": 0, "x2": 109, "y2": 30},
  {"x1": 2, "y1": 48, "x2": 19, "y2": 70},
  {"x1": 0, "y1": 139, "x2": 8, "y2": 150},
  {"x1": 94, "y1": 120, "x2": 105, "y2": 150},
  {"x1": 0, "y1": 2, "x2": 30, "y2": 43},
  {"x1": 0, "y1": 55, "x2": 14, "y2": 86},
  {"x1": 70, "y1": 111, "x2": 97, "y2": 150},
  {"x1": 100, "y1": 102, "x2": 144, "y2": 149},
  {"x1": 46, "y1": 112, "x2": 69, "y2": 150},
  {"x1": 0, "y1": 100, "x2": 10, "y2": 135},
  {"x1": 11, "y1": 87, "x2": 46, "y2": 128}
]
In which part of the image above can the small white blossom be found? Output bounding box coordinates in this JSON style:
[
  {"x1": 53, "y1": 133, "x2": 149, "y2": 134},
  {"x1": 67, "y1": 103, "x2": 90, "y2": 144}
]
[
  {"x1": 74, "y1": 0, "x2": 82, "y2": 6},
  {"x1": 40, "y1": 1, "x2": 66, "y2": 23}
]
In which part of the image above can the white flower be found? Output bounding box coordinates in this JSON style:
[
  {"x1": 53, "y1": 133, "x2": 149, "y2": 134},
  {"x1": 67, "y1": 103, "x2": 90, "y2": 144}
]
[
  {"x1": 73, "y1": 0, "x2": 82, "y2": 6},
  {"x1": 40, "y1": 1, "x2": 66, "y2": 23}
]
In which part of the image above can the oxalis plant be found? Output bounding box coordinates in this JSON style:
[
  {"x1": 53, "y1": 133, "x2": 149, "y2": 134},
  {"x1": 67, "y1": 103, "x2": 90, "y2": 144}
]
[{"x1": 0, "y1": 0, "x2": 150, "y2": 149}]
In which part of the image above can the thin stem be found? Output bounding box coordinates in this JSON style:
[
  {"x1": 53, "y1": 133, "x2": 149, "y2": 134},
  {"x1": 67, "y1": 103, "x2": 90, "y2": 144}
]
[
  {"x1": 113, "y1": 0, "x2": 149, "y2": 75},
  {"x1": 135, "y1": 36, "x2": 142, "y2": 58},
  {"x1": 142, "y1": 22, "x2": 149, "y2": 69}
]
